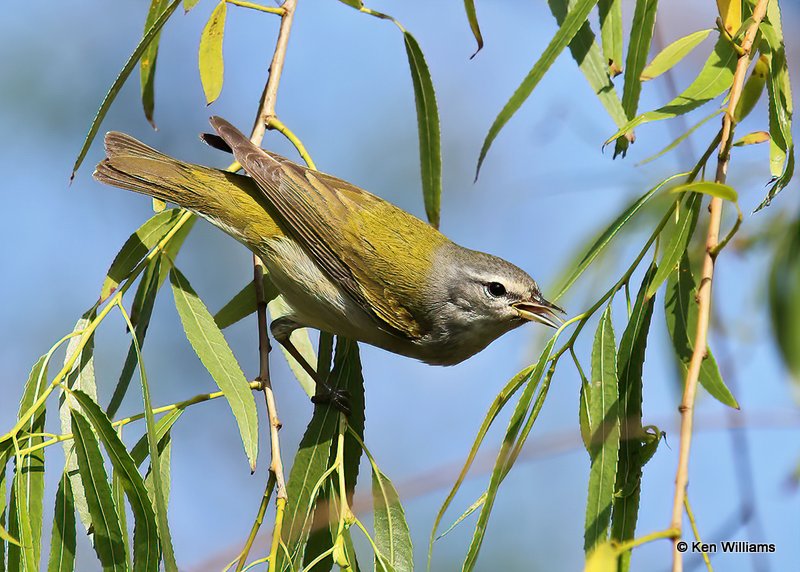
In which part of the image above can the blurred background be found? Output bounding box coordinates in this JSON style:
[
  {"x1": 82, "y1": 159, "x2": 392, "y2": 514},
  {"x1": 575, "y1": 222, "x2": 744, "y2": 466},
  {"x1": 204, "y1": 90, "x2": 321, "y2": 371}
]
[{"x1": 1, "y1": 0, "x2": 798, "y2": 570}]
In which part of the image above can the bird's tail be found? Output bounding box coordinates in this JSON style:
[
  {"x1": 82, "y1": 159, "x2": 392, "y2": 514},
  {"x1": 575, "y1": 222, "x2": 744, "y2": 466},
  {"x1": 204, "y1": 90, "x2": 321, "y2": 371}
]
[{"x1": 93, "y1": 132, "x2": 281, "y2": 246}]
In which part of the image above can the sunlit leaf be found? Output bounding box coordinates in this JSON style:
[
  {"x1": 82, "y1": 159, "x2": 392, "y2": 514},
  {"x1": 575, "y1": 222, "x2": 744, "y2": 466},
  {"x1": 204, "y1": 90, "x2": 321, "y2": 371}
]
[
  {"x1": 584, "y1": 307, "x2": 619, "y2": 553},
  {"x1": 199, "y1": 1, "x2": 227, "y2": 105},
  {"x1": 214, "y1": 275, "x2": 279, "y2": 330},
  {"x1": 716, "y1": 0, "x2": 741, "y2": 36},
  {"x1": 269, "y1": 296, "x2": 317, "y2": 397},
  {"x1": 403, "y1": 32, "x2": 441, "y2": 228},
  {"x1": 70, "y1": 412, "x2": 128, "y2": 571},
  {"x1": 670, "y1": 181, "x2": 738, "y2": 202},
  {"x1": 614, "y1": 0, "x2": 659, "y2": 157},
  {"x1": 476, "y1": 0, "x2": 600, "y2": 178},
  {"x1": 605, "y1": 36, "x2": 738, "y2": 145},
  {"x1": 640, "y1": 29, "x2": 713, "y2": 81},
  {"x1": 585, "y1": 542, "x2": 617, "y2": 572},
  {"x1": 598, "y1": 0, "x2": 623, "y2": 76},
  {"x1": 646, "y1": 192, "x2": 701, "y2": 300},
  {"x1": 733, "y1": 55, "x2": 768, "y2": 122},
  {"x1": 169, "y1": 267, "x2": 258, "y2": 469},
  {"x1": 184, "y1": 0, "x2": 201, "y2": 12},
  {"x1": 733, "y1": 131, "x2": 770, "y2": 146},
  {"x1": 72, "y1": 0, "x2": 181, "y2": 178},
  {"x1": 373, "y1": 466, "x2": 413, "y2": 572},
  {"x1": 611, "y1": 265, "x2": 657, "y2": 572},
  {"x1": 71, "y1": 391, "x2": 160, "y2": 571},
  {"x1": 140, "y1": 0, "x2": 171, "y2": 126},
  {"x1": 665, "y1": 255, "x2": 739, "y2": 408}
]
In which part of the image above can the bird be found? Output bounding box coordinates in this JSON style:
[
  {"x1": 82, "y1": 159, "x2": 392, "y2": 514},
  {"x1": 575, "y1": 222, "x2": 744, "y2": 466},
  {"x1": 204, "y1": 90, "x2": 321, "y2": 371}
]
[{"x1": 94, "y1": 116, "x2": 563, "y2": 410}]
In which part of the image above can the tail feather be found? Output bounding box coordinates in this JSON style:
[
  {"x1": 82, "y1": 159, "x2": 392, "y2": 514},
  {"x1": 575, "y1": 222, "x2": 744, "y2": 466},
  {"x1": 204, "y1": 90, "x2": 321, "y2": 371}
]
[{"x1": 93, "y1": 131, "x2": 281, "y2": 247}]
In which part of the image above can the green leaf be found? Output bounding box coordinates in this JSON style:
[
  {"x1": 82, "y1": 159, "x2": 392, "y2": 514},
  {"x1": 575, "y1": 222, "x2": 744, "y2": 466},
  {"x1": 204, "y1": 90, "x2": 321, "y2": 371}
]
[
  {"x1": 59, "y1": 310, "x2": 99, "y2": 535},
  {"x1": 546, "y1": 0, "x2": 628, "y2": 131},
  {"x1": 99, "y1": 209, "x2": 185, "y2": 303},
  {"x1": 463, "y1": 0, "x2": 483, "y2": 57},
  {"x1": 636, "y1": 108, "x2": 722, "y2": 166},
  {"x1": 372, "y1": 467, "x2": 413, "y2": 572},
  {"x1": 72, "y1": 0, "x2": 181, "y2": 178},
  {"x1": 169, "y1": 266, "x2": 258, "y2": 469},
  {"x1": 144, "y1": 438, "x2": 172, "y2": 518},
  {"x1": 140, "y1": 0, "x2": 171, "y2": 126},
  {"x1": 130, "y1": 410, "x2": 184, "y2": 469},
  {"x1": 435, "y1": 491, "x2": 486, "y2": 542},
  {"x1": 584, "y1": 307, "x2": 619, "y2": 553},
  {"x1": 670, "y1": 181, "x2": 737, "y2": 202},
  {"x1": 756, "y1": 4, "x2": 795, "y2": 211},
  {"x1": 598, "y1": 0, "x2": 623, "y2": 76},
  {"x1": 199, "y1": 1, "x2": 227, "y2": 105},
  {"x1": 214, "y1": 275, "x2": 279, "y2": 330},
  {"x1": 403, "y1": 32, "x2": 441, "y2": 228},
  {"x1": 183, "y1": 0, "x2": 201, "y2": 11},
  {"x1": 462, "y1": 335, "x2": 558, "y2": 571},
  {"x1": 733, "y1": 131, "x2": 770, "y2": 147},
  {"x1": 645, "y1": 192, "x2": 702, "y2": 300},
  {"x1": 613, "y1": 0, "x2": 659, "y2": 157},
  {"x1": 428, "y1": 364, "x2": 532, "y2": 567},
  {"x1": 269, "y1": 296, "x2": 317, "y2": 397},
  {"x1": 605, "y1": 35, "x2": 738, "y2": 145},
  {"x1": 46, "y1": 472, "x2": 77, "y2": 572},
  {"x1": 611, "y1": 265, "x2": 657, "y2": 572},
  {"x1": 70, "y1": 412, "x2": 128, "y2": 572},
  {"x1": 70, "y1": 390, "x2": 160, "y2": 572},
  {"x1": 476, "y1": 0, "x2": 600, "y2": 178},
  {"x1": 555, "y1": 172, "x2": 685, "y2": 300},
  {"x1": 15, "y1": 355, "x2": 49, "y2": 571},
  {"x1": 768, "y1": 220, "x2": 800, "y2": 383},
  {"x1": 733, "y1": 55, "x2": 768, "y2": 122},
  {"x1": 664, "y1": 255, "x2": 739, "y2": 408},
  {"x1": 640, "y1": 29, "x2": 713, "y2": 81}
]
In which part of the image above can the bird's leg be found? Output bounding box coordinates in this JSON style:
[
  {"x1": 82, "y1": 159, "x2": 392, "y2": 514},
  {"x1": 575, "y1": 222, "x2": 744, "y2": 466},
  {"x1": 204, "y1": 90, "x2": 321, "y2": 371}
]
[{"x1": 270, "y1": 316, "x2": 350, "y2": 416}]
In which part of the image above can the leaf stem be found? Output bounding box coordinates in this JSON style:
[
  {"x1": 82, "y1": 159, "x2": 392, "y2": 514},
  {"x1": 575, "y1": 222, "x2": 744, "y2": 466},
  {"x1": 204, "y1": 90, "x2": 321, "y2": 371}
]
[
  {"x1": 226, "y1": 0, "x2": 285, "y2": 15},
  {"x1": 684, "y1": 495, "x2": 713, "y2": 572},
  {"x1": 669, "y1": 3, "x2": 769, "y2": 570}
]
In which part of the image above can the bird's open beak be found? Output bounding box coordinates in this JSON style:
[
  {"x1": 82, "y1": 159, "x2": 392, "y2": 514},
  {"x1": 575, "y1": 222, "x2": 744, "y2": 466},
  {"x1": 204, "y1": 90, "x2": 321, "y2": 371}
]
[{"x1": 512, "y1": 296, "x2": 565, "y2": 328}]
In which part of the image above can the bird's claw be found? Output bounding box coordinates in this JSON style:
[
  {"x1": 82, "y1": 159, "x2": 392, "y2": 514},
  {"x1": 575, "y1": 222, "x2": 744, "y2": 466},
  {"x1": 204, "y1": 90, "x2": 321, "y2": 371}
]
[{"x1": 311, "y1": 384, "x2": 351, "y2": 416}]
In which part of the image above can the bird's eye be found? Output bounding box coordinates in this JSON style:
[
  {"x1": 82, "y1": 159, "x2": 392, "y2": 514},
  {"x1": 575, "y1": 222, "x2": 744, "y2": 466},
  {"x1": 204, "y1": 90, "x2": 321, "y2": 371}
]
[{"x1": 486, "y1": 282, "x2": 506, "y2": 297}]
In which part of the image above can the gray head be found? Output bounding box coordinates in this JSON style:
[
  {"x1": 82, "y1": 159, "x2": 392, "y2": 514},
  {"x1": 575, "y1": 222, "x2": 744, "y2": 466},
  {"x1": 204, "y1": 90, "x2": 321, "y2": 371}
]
[{"x1": 421, "y1": 243, "x2": 564, "y2": 365}]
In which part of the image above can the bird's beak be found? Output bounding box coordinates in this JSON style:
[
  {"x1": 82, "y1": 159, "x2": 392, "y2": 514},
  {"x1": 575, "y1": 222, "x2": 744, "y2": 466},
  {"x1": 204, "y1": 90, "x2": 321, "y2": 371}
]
[{"x1": 512, "y1": 296, "x2": 565, "y2": 328}]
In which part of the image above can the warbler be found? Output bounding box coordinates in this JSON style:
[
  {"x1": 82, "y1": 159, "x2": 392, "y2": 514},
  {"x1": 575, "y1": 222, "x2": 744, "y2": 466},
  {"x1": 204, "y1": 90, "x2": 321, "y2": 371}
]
[{"x1": 94, "y1": 116, "x2": 563, "y2": 407}]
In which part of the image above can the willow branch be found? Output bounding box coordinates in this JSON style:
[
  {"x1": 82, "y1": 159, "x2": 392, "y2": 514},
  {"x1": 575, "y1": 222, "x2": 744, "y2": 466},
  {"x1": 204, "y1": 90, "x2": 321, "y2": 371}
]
[{"x1": 669, "y1": 3, "x2": 769, "y2": 571}]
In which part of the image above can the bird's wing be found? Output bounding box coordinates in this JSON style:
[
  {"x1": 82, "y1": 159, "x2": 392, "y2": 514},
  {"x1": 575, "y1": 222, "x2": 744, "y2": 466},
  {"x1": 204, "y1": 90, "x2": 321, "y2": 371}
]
[{"x1": 210, "y1": 116, "x2": 442, "y2": 339}]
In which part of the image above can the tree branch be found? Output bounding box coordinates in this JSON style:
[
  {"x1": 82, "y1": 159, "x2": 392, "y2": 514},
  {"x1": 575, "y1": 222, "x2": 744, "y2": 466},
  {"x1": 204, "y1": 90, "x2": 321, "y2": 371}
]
[{"x1": 669, "y1": 3, "x2": 770, "y2": 570}]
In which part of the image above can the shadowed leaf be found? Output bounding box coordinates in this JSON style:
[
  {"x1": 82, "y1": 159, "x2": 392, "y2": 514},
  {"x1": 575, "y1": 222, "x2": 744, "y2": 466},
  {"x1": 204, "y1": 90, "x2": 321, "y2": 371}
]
[
  {"x1": 598, "y1": 0, "x2": 623, "y2": 76},
  {"x1": 140, "y1": 0, "x2": 171, "y2": 126},
  {"x1": 463, "y1": 0, "x2": 484, "y2": 57}
]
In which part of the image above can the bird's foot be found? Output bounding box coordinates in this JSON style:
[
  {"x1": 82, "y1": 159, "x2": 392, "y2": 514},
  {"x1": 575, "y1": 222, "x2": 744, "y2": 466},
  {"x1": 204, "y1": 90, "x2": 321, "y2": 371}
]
[{"x1": 311, "y1": 383, "x2": 351, "y2": 416}]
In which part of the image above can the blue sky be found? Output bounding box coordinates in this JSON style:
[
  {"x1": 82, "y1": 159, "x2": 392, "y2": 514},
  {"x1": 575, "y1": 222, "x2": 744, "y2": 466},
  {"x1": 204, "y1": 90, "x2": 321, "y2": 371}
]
[{"x1": 1, "y1": 1, "x2": 798, "y2": 570}]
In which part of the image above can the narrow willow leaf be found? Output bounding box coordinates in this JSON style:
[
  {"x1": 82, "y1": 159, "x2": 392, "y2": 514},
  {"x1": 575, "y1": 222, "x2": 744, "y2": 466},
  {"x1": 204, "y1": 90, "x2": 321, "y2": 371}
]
[
  {"x1": 14, "y1": 355, "x2": 49, "y2": 571},
  {"x1": 476, "y1": 0, "x2": 600, "y2": 178},
  {"x1": 605, "y1": 36, "x2": 738, "y2": 145},
  {"x1": 372, "y1": 467, "x2": 413, "y2": 572},
  {"x1": 140, "y1": 0, "x2": 171, "y2": 126},
  {"x1": 71, "y1": 412, "x2": 128, "y2": 572},
  {"x1": 733, "y1": 55, "x2": 768, "y2": 122},
  {"x1": 72, "y1": 0, "x2": 181, "y2": 178},
  {"x1": 462, "y1": 336, "x2": 557, "y2": 571},
  {"x1": 0, "y1": 524, "x2": 19, "y2": 548},
  {"x1": 555, "y1": 172, "x2": 685, "y2": 300},
  {"x1": 636, "y1": 109, "x2": 722, "y2": 166},
  {"x1": 144, "y1": 438, "x2": 172, "y2": 516},
  {"x1": 546, "y1": 0, "x2": 628, "y2": 130},
  {"x1": 611, "y1": 265, "x2": 657, "y2": 572},
  {"x1": 111, "y1": 460, "x2": 131, "y2": 572},
  {"x1": 269, "y1": 296, "x2": 316, "y2": 397},
  {"x1": 584, "y1": 307, "x2": 619, "y2": 553},
  {"x1": 130, "y1": 410, "x2": 183, "y2": 469},
  {"x1": 184, "y1": 0, "x2": 201, "y2": 11},
  {"x1": 6, "y1": 479, "x2": 20, "y2": 572},
  {"x1": 756, "y1": 4, "x2": 794, "y2": 211},
  {"x1": 170, "y1": 267, "x2": 258, "y2": 469},
  {"x1": 213, "y1": 275, "x2": 279, "y2": 330},
  {"x1": 199, "y1": 1, "x2": 227, "y2": 104},
  {"x1": 71, "y1": 390, "x2": 160, "y2": 572},
  {"x1": 640, "y1": 30, "x2": 713, "y2": 81},
  {"x1": 99, "y1": 209, "x2": 185, "y2": 303},
  {"x1": 436, "y1": 492, "x2": 486, "y2": 542},
  {"x1": 665, "y1": 255, "x2": 739, "y2": 408},
  {"x1": 670, "y1": 181, "x2": 737, "y2": 202},
  {"x1": 47, "y1": 473, "x2": 76, "y2": 572},
  {"x1": 598, "y1": 0, "x2": 623, "y2": 76},
  {"x1": 733, "y1": 131, "x2": 770, "y2": 147},
  {"x1": 60, "y1": 310, "x2": 99, "y2": 535},
  {"x1": 716, "y1": 0, "x2": 741, "y2": 36},
  {"x1": 403, "y1": 32, "x2": 441, "y2": 228},
  {"x1": 645, "y1": 192, "x2": 701, "y2": 300},
  {"x1": 585, "y1": 542, "x2": 617, "y2": 572},
  {"x1": 614, "y1": 0, "x2": 658, "y2": 157},
  {"x1": 463, "y1": 0, "x2": 483, "y2": 57},
  {"x1": 428, "y1": 364, "x2": 532, "y2": 567},
  {"x1": 768, "y1": 220, "x2": 800, "y2": 382},
  {"x1": 1, "y1": 446, "x2": 8, "y2": 570}
]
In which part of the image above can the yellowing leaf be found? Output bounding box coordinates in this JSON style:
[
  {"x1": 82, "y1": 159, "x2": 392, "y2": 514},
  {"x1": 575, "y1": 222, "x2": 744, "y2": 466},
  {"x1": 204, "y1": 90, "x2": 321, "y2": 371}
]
[
  {"x1": 716, "y1": 0, "x2": 741, "y2": 36},
  {"x1": 585, "y1": 542, "x2": 617, "y2": 572},
  {"x1": 199, "y1": 1, "x2": 227, "y2": 105},
  {"x1": 733, "y1": 131, "x2": 770, "y2": 146}
]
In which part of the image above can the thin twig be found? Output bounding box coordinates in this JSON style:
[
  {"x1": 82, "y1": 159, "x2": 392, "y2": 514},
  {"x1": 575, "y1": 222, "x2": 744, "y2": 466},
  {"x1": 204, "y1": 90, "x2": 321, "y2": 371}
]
[
  {"x1": 684, "y1": 496, "x2": 713, "y2": 572},
  {"x1": 669, "y1": 3, "x2": 769, "y2": 571}
]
